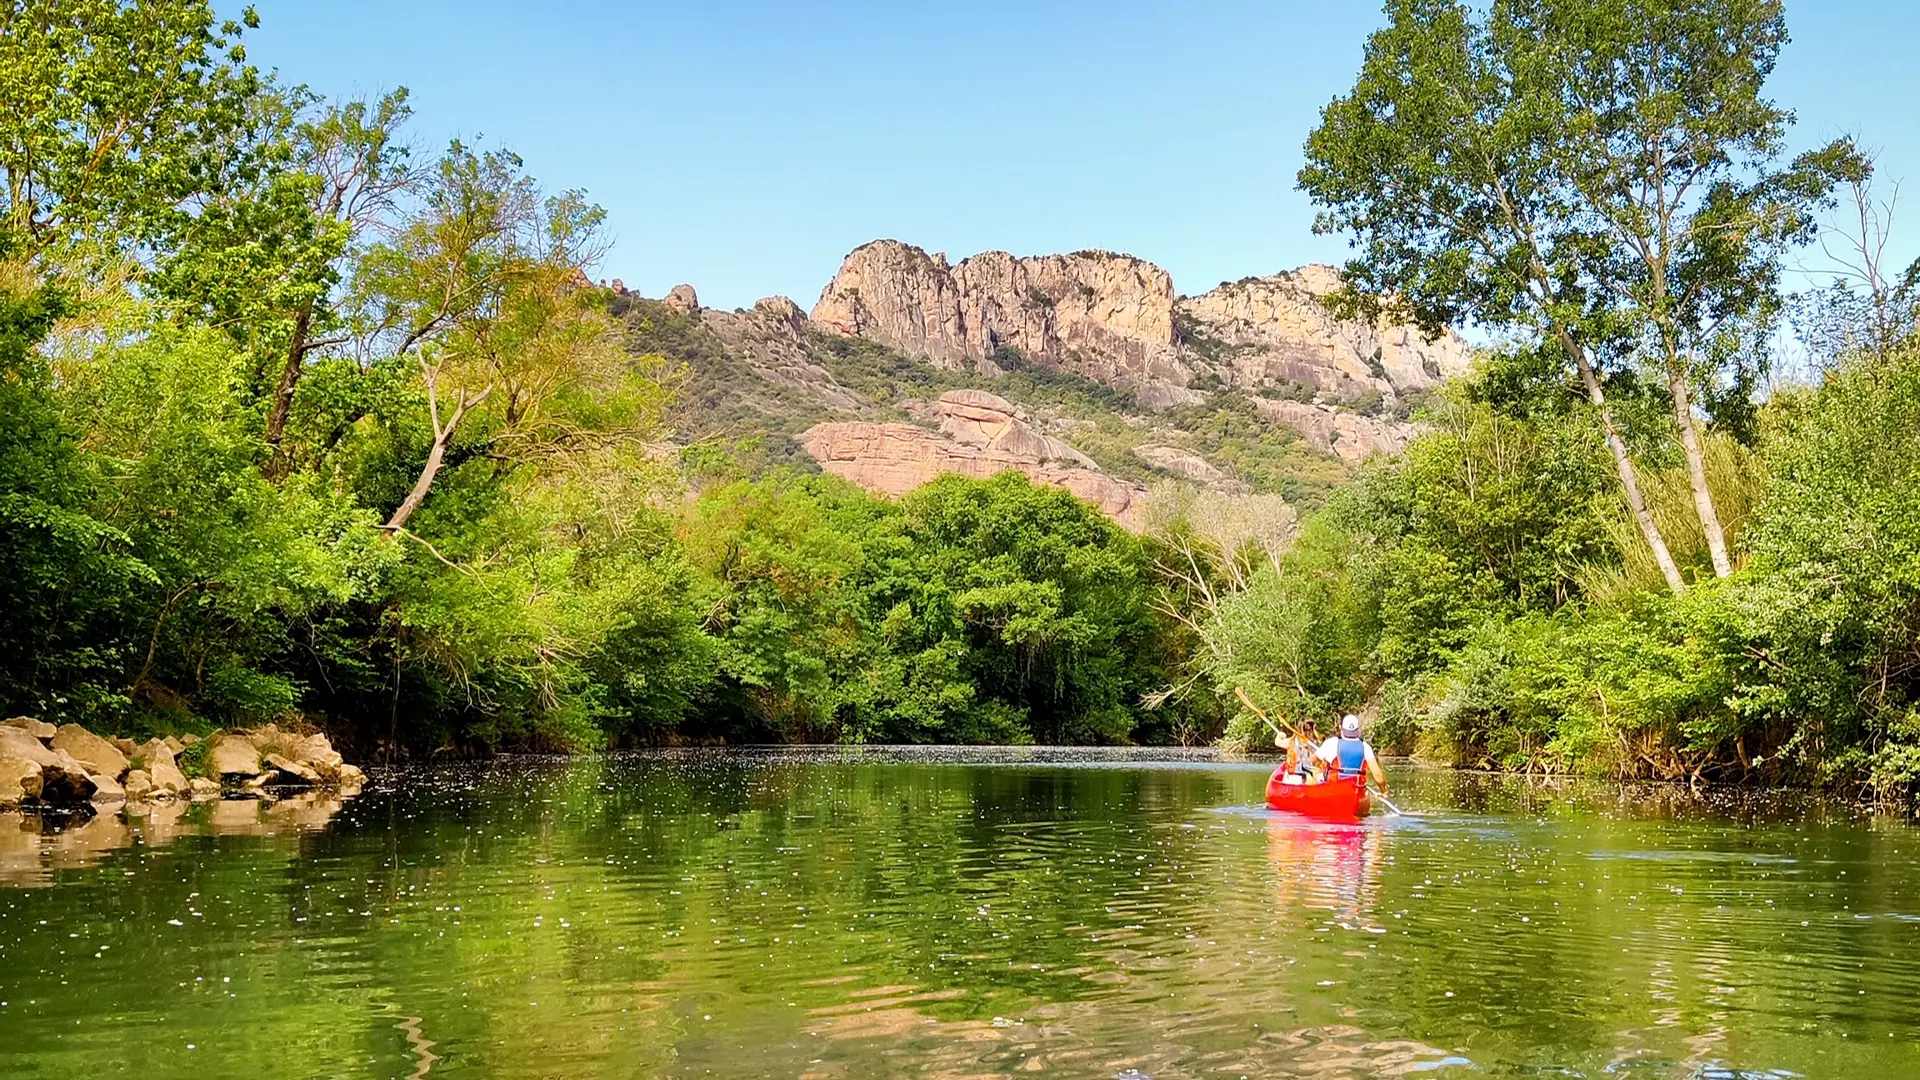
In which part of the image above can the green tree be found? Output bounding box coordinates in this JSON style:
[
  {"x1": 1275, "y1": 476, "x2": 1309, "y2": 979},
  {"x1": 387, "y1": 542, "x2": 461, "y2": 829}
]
[
  {"x1": 150, "y1": 87, "x2": 417, "y2": 468},
  {"x1": 348, "y1": 144, "x2": 640, "y2": 536},
  {"x1": 1743, "y1": 337, "x2": 1920, "y2": 792},
  {"x1": 1300, "y1": 0, "x2": 1859, "y2": 592},
  {"x1": 0, "y1": 0, "x2": 261, "y2": 264}
]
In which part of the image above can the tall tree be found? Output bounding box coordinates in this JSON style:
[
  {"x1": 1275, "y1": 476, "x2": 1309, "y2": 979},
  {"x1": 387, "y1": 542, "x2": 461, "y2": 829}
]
[
  {"x1": 0, "y1": 0, "x2": 261, "y2": 265},
  {"x1": 154, "y1": 88, "x2": 417, "y2": 468},
  {"x1": 1299, "y1": 0, "x2": 1858, "y2": 591},
  {"x1": 349, "y1": 144, "x2": 630, "y2": 536}
]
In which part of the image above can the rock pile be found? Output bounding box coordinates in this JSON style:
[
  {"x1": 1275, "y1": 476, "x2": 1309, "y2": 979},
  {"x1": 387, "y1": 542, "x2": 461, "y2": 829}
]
[{"x1": 0, "y1": 717, "x2": 366, "y2": 810}]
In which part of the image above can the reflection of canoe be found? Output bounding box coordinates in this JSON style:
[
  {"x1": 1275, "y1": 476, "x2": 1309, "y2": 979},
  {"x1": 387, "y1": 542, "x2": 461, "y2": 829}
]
[{"x1": 1265, "y1": 772, "x2": 1370, "y2": 819}]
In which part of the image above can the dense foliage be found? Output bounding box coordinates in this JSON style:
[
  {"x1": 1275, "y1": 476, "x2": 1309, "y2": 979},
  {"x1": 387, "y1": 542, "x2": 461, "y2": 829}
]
[
  {"x1": 0, "y1": 1, "x2": 1195, "y2": 755},
  {"x1": 1127, "y1": 0, "x2": 1918, "y2": 797},
  {"x1": 5, "y1": 0, "x2": 1920, "y2": 796}
]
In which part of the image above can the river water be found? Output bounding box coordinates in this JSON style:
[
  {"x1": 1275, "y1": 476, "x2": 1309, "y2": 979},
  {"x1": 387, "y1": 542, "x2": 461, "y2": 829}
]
[{"x1": 1, "y1": 747, "x2": 1916, "y2": 1078}]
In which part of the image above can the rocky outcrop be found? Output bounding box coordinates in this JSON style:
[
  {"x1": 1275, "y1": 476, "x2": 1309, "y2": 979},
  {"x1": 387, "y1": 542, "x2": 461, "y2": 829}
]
[
  {"x1": 0, "y1": 757, "x2": 40, "y2": 807},
  {"x1": 208, "y1": 734, "x2": 262, "y2": 778},
  {"x1": 50, "y1": 725, "x2": 128, "y2": 780},
  {"x1": 697, "y1": 296, "x2": 868, "y2": 413},
  {"x1": 0, "y1": 728, "x2": 96, "y2": 805},
  {"x1": 810, "y1": 241, "x2": 1473, "y2": 415},
  {"x1": 28, "y1": 758, "x2": 97, "y2": 806},
  {"x1": 1132, "y1": 445, "x2": 1243, "y2": 490},
  {"x1": 1249, "y1": 397, "x2": 1421, "y2": 464},
  {"x1": 1179, "y1": 265, "x2": 1472, "y2": 402},
  {"x1": 664, "y1": 283, "x2": 700, "y2": 314},
  {"x1": 810, "y1": 242, "x2": 974, "y2": 369},
  {"x1": 800, "y1": 390, "x2": 1148, "y2": 527},
  {"x1": 123, "y1": 769, "x2": 155, "y2": 802},
  {"x1": 4, "y1": 716, "x2": 56, "y2": 740},
  {"x1": 132, "y1": 739, "x2": 189, "y2": 796},
  {"x1": 0, "y1": 720, "x2": 365, "y2": 810},
  {"x1": 634, "y1": 239, "x2": 1480, "y2": 527},
  {"x1": 812, "y1": 242, "x2": 1188, "y2": 400}
]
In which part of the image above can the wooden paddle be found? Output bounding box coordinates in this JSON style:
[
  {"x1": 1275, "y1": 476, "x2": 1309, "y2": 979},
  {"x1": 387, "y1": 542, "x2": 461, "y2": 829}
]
[
  {"x1": 1369, "y1": 787, "x2": 1405, "y2": 816},
  {"x1": 1233, "y1": 686, "x2": 1296, "y2": 744}
]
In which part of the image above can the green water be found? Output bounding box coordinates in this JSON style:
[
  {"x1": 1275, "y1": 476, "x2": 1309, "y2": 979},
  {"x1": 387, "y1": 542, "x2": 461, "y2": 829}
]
[{"x1": 1, "y1": 749, "x2": 1917, "y2": 1079}]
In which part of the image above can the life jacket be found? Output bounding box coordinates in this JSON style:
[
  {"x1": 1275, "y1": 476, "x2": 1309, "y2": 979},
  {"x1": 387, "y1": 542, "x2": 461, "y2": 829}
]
[
  {"x1": 1288, "y1": 738, "x2": 1315, "y2": 777},
  {"x1": 1335, "y1": 736, "x2": 1368, "y2": 779}
]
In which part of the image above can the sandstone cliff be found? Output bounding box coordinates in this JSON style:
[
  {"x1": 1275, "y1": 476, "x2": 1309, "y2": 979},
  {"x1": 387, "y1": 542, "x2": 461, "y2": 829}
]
[
  {"x1": 810, "y1": 240, "x2": 1473, "y2": 411},
  {"x1": 799, "y1": 391, "x2": 1148, "y2": 527},
  {"x1": 619, "y1": 240, "x2": 1475, "y2": 526}
]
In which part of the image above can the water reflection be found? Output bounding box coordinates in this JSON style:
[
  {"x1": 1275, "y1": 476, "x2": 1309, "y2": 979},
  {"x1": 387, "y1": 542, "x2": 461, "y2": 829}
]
[
  {"x1": 1265, "y1": 816, "x2": 1383, "y2": 930},
  {"x1": 0, "y1": 792, "x2": 353, "y2": 887},
  {"x1": 0, "y1": 751, "x2": 1915, "y2": 1080}
]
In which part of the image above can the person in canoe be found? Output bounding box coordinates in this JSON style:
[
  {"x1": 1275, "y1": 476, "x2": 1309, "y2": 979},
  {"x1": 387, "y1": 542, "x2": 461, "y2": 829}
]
[
  {"x1": 1315, "y1": 713, "x2": 1387, "y2": 795},
  {"x1": 1275, "y1": 719, "x2": 1324, "y2": 786}
]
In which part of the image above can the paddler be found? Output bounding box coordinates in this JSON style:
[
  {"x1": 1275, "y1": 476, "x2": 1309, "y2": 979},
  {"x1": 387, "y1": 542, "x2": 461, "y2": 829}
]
[
  {"x1": 1275, "y1": 720, "x2": 1322, "y2": 785},
  {"x1": 1315, "y1": 713, "x2": 1387, "y2": 794}
]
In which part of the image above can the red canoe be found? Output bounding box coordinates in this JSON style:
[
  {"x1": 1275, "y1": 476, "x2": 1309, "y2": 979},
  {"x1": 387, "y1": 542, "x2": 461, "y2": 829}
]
[{"x1": 1265, "y1": 772, "x2": 1371, "y2": 819}]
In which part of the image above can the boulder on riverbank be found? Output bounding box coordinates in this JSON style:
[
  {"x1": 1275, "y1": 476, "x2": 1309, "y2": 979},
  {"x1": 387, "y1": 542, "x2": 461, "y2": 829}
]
[
  {"x1": 51, "y1": 725, "x2": 129, "y2": 780},
  {"x1": 207, "y1": 734, "x2": 262, "y2": 777},
  {"x1": 0, "y1": 719, "x2": 367, "y2": 810},
  {"x1": 3, "y1": 717, "x2": 57, "y2": 740}
]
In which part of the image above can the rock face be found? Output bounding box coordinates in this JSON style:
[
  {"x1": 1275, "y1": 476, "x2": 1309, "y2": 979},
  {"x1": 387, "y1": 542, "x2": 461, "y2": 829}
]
[
  {"x1": 697, "y1": 296, "x2": 868, "y2": 414},
  {"x1": 0, "y1": 756, "x2": 39, "y2": 808},
  {"x1": 1249, "y1": 397, "x2": 1420, "y2": 464},
  {"x1": 4, "y1": 716, "x2": 57, "y2": 740},
  {"x1": 88, "y1": 771, "x2": 125, "y2": 803},
  {"x1": 810, "y1": 240, "x2": 1472, "y2": 411},
  {"x1": 0, "y1": 730, "x2": 94, "y2": 802},
  {"x1": 1131, "y1": 445, "x2": 1243, "y2": 489},
  {"x1": 29, "y1": 758, "x2": 97, "y2": 805},
  {"x1": 50, "y1": 724, "x2": 129, "y2": 779},
  {"x1": 812, "y1": 242, "x2": 1188, "y2": 399},
  {"x1": 1179, "y1": 265, "x2": 1471, "y2": 404},
  {"x1": 800, "y1": 390, "x2": 1148, "y2": 527},
  {"x1": 208, "y1": 735, "x2": 263, "y2": 777},
  {"x1": 123, "y1": 769, "x2": 155, "y2": 802},
  {"x1": 664, "y1": 283, "x2": 700, "y2": 313},
  {"x1": 132, "y1": 739, "x2": 189, "y2": 796},
  {"x1": 262, "y1": 753, "x2": 322, "y2": 788},
  {"x1": 632, "y1": 239, "x2": 1478, "y2": 528}
]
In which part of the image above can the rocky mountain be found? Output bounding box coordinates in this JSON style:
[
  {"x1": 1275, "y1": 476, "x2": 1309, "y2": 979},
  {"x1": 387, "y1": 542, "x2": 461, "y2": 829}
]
[
  {"x1": 810, "y1": 241, "x2": 1472, "y2": 416},
  {"x1": 612, "y1": 239, "x2": 1475, "y2": 524}
]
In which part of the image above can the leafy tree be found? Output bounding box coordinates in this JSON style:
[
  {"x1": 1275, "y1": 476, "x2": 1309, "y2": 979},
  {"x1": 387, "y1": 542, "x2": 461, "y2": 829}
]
[
  {"x1": 349, "y1": 144, "x2": 639, "y2": 535},
  {"x1": 1742, "y1": 336, "x2": 1920, "y2": 792},
  {"x1": 151, "y1": 87, "x2": 417, "y2": 468},
  {"x1": 0, "y1": 0, "x2": 261, "y2": 264},
  {"x1": 1300, "y1": 0, "x2": 1859, "y2": 592}
]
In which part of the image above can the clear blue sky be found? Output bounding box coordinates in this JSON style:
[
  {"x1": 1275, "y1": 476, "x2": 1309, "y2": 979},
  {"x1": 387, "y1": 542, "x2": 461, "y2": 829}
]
[{"x1": 243, "y1": 1, "x2": 1920, "y2": 311}]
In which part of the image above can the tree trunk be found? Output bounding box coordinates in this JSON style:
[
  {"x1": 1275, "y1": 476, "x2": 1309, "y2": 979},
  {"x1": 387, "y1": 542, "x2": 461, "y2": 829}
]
[
  {"x1": 381, "y1": 385, "x2": 485, "y2": 535},
  {"x1": 262, "y1": 303, "x2": 313, "y2": 475},
  {"x1": 1561, "y1": 331, "x2": 1687, "y2": 595},
  {"x1": 1667, "y1": 364, "x2": 1733, "y2": 578},
  {"x1": 382, "y1": 427, "x2": 450, "y2": 535}
]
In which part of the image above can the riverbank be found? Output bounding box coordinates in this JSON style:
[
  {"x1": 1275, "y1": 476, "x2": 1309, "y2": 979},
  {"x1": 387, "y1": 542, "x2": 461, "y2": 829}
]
[{"x1": 0, "y1": 717, "x2": 366, "y2": 810}]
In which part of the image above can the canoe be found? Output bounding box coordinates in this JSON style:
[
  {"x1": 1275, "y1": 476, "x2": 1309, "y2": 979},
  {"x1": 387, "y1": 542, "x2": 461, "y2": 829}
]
[{"x1": 1265, "y1": 772, "x2": 1370, "y2": 819}]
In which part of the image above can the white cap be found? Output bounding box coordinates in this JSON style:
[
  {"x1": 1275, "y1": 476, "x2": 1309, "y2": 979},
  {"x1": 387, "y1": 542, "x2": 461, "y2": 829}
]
[{"x1": 1341, "y1": 713, "x2": 1361, "y2": 735}]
